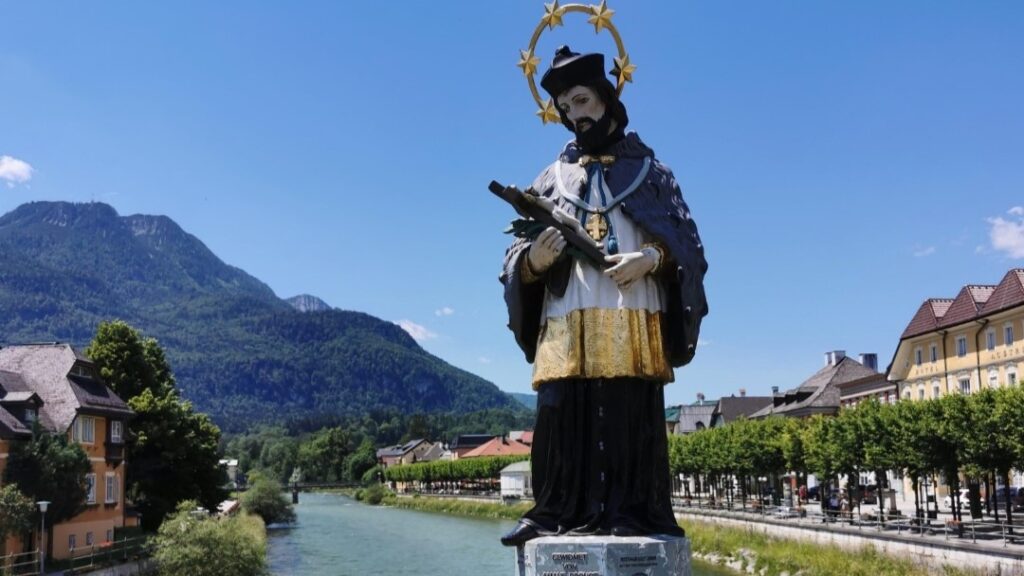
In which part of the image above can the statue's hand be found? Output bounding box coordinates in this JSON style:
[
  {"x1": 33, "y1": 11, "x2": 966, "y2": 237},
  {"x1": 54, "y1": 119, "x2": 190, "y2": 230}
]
[
  {"x1": 527, "y1": 227, "x2": 567, "y2": 274},
  {"x1": 604, "y1": 248, "x2": 659, "y2": 290}
]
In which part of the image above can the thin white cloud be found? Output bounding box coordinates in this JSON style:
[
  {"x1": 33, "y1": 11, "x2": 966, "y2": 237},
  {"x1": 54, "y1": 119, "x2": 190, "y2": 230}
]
[
  {"x1": 478, "y1": 356, "x2": 492, "y2": 364},
  {"x1": 396, "y1": 320, "x2": 437, "y2": 341},
  {"x1": 0, "y1": 155, "x2": 34, "y2": 188},
  {"x1": 697, "y1": 339, "x2": 711, "y2": 348},
  {"x1": 435, "y1": 306, "x2": 455, "y2": 317},
  {"x1": 912, "y1": 246, "x2": 936, "y2": 258},
  {"x1": 988, "y1": 208, "x2": 1024, "y2": 259}
]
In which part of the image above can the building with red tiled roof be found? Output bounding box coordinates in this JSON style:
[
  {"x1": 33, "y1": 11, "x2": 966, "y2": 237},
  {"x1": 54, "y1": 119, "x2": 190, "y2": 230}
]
[
  {"x1": 889, "y1": 270, "x2": 1024, "y2": 400},
  {"x1": 461, "y1": 436, "x2": 531, "y2": 459}
]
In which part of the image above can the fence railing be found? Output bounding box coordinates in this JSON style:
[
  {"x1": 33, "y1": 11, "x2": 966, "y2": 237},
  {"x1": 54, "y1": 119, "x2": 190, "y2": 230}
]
[
  {"x1": 673, "y1": 497, "x2": 1024, "y2": 546},
  {"x1": 60, "y1": 536, "x2": 150, "y2": 572},
  {"x1": 0, "y1": 549, "x2": 40, "y2": 576}
]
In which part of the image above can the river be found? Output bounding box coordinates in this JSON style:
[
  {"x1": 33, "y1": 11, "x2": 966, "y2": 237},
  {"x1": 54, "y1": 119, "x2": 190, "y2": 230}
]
[{"x1": 267, "y1": 493, "x2": 733, "y2": 575}]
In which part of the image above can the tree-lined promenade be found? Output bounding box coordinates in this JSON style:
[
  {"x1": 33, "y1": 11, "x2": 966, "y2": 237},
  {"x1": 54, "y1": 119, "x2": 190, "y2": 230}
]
[
  {"x1": 383, "y1": 455, "x2": 528, "y2": 492},
  {"x1": 668, "y1": 386, "x2": 1024, "y2": 525}
]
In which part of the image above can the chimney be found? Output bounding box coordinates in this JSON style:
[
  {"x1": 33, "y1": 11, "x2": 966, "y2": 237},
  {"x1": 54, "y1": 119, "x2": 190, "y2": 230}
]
[
  {"x1": 739, "y1": 388, "x2": 746, "y2": 397},
  {"x1": 771, "y1": 386, "x2": 779, "y2": 395},
  {"x1": 859, "y1": 353, "x2": 878, "y2": 372},
  {"x1": 825, "y1": 350, "x2": 846, "y2": 366},
  {"x1": 696, "y1": 392, "x2": 705, "y2": 405}
]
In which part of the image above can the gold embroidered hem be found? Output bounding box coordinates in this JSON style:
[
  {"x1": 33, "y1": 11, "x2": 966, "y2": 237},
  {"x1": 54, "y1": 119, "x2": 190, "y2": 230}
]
[{"x1": 532, "y1": 308, "x2": 674, "y2": 389}]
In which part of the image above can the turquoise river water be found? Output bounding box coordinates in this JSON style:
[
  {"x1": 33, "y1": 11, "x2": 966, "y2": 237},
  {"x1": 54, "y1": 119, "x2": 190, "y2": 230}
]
[{"x1": 267, "y1": 492, "x2": 733, "y2": 575}]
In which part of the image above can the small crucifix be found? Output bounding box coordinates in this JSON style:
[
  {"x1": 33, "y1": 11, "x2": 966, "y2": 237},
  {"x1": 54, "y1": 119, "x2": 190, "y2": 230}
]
[{"x1": 584, "y1": 213, "x2": 608, "y2": 241}]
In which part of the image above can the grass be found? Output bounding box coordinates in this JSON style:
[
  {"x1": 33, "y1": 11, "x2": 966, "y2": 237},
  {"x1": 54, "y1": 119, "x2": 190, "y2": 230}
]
[
  {"x1": 388, "y1": 494, "x2": 532, "y2": 521},
  {"x1": 684, "y1": 519, "x2": 985, "y2": 576}
]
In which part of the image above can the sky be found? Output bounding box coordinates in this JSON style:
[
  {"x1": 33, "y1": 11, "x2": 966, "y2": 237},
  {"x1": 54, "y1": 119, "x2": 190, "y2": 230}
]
[{"x1": 2, "y1": 1, "x2": 1023, "y2": 407}]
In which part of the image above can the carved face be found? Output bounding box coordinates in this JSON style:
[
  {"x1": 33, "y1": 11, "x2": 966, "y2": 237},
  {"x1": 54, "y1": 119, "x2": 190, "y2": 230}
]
[{"x1": 556, "y1": 85, "x2": 607, "y2": 134}]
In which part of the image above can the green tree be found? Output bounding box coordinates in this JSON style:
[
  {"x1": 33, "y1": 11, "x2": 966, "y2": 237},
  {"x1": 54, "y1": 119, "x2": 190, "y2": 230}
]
[
  {"x1": 3, "y1": 429, "x2": 91, "y2": 527},
  {"x1": 0, "y1": 485, "x2": 35, "y2": 554},
  {"x1": 87, "y1": 320, "x2": 227, "y2": 530},
  {"x1": 296, "y1": 427, "x2": 352, "y2": 482},
  {"x1": 154, "y1": 501, "x2": 267, "y2": 576},
  {"x1": 240, "y1": 475, "x2": 295, "y2": 525},
  {"x1": 345, "y1": 440, "x2": 378, "y2": 482}
]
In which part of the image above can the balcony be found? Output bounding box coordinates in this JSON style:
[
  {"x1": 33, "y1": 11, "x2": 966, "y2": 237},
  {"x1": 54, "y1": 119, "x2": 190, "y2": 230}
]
[{"x1": 105, "y1": 441, "x2": 125, "y2": 464}]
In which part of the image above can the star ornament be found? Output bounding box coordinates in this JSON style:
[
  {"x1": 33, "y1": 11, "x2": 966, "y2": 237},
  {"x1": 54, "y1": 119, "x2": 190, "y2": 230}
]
[
  {"x1": 587, "y1": 0, "x2": 615, "y2": 34},
  {"x1": 611, "y1": 54, "x2": 636, "y2": 89},
  {"x1": 541, "y1": 1, "x2": 566, "y2": 30},
  {"x1": 517, "y1": 49, "x2": 541, "y2": 78},
  {"x1": 536, "y1": 98, "x2": 562, "y2": 125}
]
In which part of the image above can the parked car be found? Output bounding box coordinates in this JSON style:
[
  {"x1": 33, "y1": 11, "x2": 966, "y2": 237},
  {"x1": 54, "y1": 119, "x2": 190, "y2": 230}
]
[{"x1": 943, "y1": 489, "x2": 973, "y2": 511}]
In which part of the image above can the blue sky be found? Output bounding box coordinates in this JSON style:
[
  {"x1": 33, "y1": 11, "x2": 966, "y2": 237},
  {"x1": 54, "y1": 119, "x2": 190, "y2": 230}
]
[{"x1": 2, "y1": 1, "x2": 1022, "y2": 406}]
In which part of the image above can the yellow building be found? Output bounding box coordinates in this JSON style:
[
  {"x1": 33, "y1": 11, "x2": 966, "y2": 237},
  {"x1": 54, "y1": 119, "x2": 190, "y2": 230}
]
[
  {"x1": 0, "y1": 344, "x2": 132, "y2": 561},
  {"x1": 889, "y1": 269, "x2": 1024, "y2": 399}
]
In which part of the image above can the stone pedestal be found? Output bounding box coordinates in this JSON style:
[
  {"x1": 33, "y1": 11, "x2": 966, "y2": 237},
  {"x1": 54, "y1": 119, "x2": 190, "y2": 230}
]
[{"x1": 515, "y1": 535, "x2": 691, "y2": 576}]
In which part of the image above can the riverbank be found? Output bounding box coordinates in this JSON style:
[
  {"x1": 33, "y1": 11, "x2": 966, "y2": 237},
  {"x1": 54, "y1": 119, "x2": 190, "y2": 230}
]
[{"x1": 389, "y1": 494, "x2": 985, "y2": 576}]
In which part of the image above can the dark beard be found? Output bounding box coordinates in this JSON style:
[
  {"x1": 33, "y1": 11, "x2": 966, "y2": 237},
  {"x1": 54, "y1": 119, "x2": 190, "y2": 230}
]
[{"x1": 573, "y1": 110, "x2": 615, "y2": 153}]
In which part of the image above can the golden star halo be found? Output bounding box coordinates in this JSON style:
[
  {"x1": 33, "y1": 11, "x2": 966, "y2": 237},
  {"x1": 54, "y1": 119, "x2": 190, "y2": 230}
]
[
  {"x1": 520, "y1": 2, "x2": 634, "y2": 125},
  {"x1": 587, "y1": 0, "x2": 615, "y2": 34},
  {"x1": 536, "y1": 99, "x2": 562, "y2": 124},
  {"x1": 611, "y1": 54, "x2": 636, "y2": 89},
  {"x1": 517, "y1": 49, "x2": 541, "y2": 77},
  {"x1": 541, "y1": 1, "x2": 566, "y2": 30}
]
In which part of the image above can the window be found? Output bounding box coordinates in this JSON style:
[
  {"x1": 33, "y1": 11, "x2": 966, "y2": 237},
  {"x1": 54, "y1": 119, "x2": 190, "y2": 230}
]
[
  {"x1": 918, "y1": 387, "x2": 925, "y2": 400},
  {"x1": 73, "y1": 416, "x2": 96, "y2": 444},
  {"x1": 24, "y1": 408, "x2": 37, "y2": 425},
  {"x1": 86, "y1": 532, "x2": 94, "y2": 547},
  {"x1": 987, "y1": 330, "x2": 997, "y2": 351},
  {"x1": 933, "y1": 382, "x2": 941, "y2": 398},
  {"x1": 915, "y1": 347, "x2": 923, "y2": 366},
  {"x1": 105, "y1": 473, "x2": 118, "y2": 504},
  {"x1": 110, "y1": 420, "x2": 123, "y2": 444},
  {"x1": 85, "y1": 473, "x2": 96, "y2": 504},
  {"x1": 959, "y1": 378, "x2": 971, "y2": 395},
  {"x1": 956, "y1": 336, "x2": 968, "y2": 357},
  {"x1": 106, "y1": 529, "x2": 113, "y2": 543},
  {"x1": 1010, "y1": 367, "x2": 1018, "y2": 386},
  {"x1": 1007, "y1": 325, "x2": 1016, "y2": 346},
  {"x1": 989, "y1": 369, "x2": 999, "y2": 388},
  {"x1": 69, "y1": 534, "x2": 77, "y2": 550},
  {"x1": 930, "y1": 344, "x2": 938, "y2": 363}
]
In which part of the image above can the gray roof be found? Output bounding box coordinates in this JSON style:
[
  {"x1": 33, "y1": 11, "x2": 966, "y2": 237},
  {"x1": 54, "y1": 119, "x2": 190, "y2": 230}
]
[
  {"x1": 417, "y1": 442, "x2": 446, "y2": 463},
  {"x1": 750, "y1": 357, "x2": 875, "y2": 419},
  {"x1": 0, "y1": 344, "x2": 132, "y2": 432},
  {"x1": 676, "y1": 404, "x2": 716, "y2": 433},
  {"x1": 712, "y1": 396, "x2": 774, "y2": 426},
  {"x1": 0, "y1": 405, "x2": 31, "y2": 438},
  {"x1": 376, "y1": 438, "x2": 428, "y2": 459}
]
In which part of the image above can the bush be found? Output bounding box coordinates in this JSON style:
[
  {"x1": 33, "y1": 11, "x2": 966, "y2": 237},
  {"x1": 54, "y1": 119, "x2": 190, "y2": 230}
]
[
  {"x1": 240, "y1": 477, "x2": 296, "y2": 525},
  {"x1": 154, "y1": 501, "x2": 267, "y2": 576},
  {"x1": 354, "y1": 484, "x2": 392, "y2": 506}
]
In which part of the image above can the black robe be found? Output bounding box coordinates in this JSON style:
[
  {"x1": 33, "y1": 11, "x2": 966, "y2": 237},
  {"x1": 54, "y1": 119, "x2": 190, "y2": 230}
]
[{"x1": 499, "y1": 132, "x2": 708, "y2": 535}]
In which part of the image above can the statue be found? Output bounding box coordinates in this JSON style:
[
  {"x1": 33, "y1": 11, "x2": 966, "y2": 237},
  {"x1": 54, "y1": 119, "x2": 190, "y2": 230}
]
[{"x1": 495, "y1": 3, "x2": 708, "y2": 548}]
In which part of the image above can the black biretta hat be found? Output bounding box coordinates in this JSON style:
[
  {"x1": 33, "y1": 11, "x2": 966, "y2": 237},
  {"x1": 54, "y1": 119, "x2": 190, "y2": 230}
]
[{"x1": 540, "y1": 46, "x2": 607, "y2": 99}]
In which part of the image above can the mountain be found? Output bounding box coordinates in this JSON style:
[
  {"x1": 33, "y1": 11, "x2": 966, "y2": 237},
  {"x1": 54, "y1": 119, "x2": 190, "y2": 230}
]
[
  {"x1": 286, "y1": 294, "x2": 332, "y2": 312},
  {"x1": 510, "y1": 392, "x2": 537, "y2": 411},
  {"x1": 0, "y1": 201, "x2": 526, "y2": 431}
]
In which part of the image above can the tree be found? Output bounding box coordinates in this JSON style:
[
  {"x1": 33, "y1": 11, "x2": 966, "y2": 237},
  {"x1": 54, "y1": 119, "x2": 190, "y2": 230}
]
[
  {"x1": 345, "y1": 440, "x2": 378, "y2": 482},
  {"x1": 154, "y1": 501, "x2": 267, "y2": 576},
  {"x1": 87, "y1": 320, "x2": 227, "y2": 530},
  {"x1": 296, "y1": 427, "x2": 352, "y2": 482},
  {"x1": 240, "y1": 475, "x2": 295, "y2": 525},
  {"x1": 0, "y1": 485, "x2": 35, "y2": 554},
  {"x1": 3, "y1": 429, "x2": 91, "y2": 527}
]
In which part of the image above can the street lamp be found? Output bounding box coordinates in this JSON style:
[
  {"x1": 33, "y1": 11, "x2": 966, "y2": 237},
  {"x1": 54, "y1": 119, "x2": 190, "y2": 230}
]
[{"x1": 36, "y1": 501, "x2": 49, "y2": 575}]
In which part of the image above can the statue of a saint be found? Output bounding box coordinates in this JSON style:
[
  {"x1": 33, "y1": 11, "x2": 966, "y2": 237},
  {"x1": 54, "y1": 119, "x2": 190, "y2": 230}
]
[{"x1": 498, "y1": 44, "x2": 708, "y2": 546}]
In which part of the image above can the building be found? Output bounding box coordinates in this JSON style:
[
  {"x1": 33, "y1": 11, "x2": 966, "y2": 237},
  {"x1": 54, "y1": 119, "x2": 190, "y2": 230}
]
[
  {"x1": 665, "y1": 393, "x2": 716, "y2": 435},
  {"x1": 836, "y1": 353, "x2": 895, "y2": 408},
  {"x1": 0, "y1": 343, "x2": 133, "y2": 561},
  {"x1": 376, "y1": 439, "x2": 434, "y2": 467},
  {"x1": 709, "y1": 392, "x2": 774, "y2": 428},
  {"x1": 750, "y1": 351, "x2": 881, "y2": 419},
  {"x1": 460, "y1": 436, "x2": 531, "y2": 459},
  {"x1": 449, "y1": 434, "x2": 496, "y2": 459},
  {"x1": 889, "y1": 270, "x2": 1024, "y2": 399}
]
